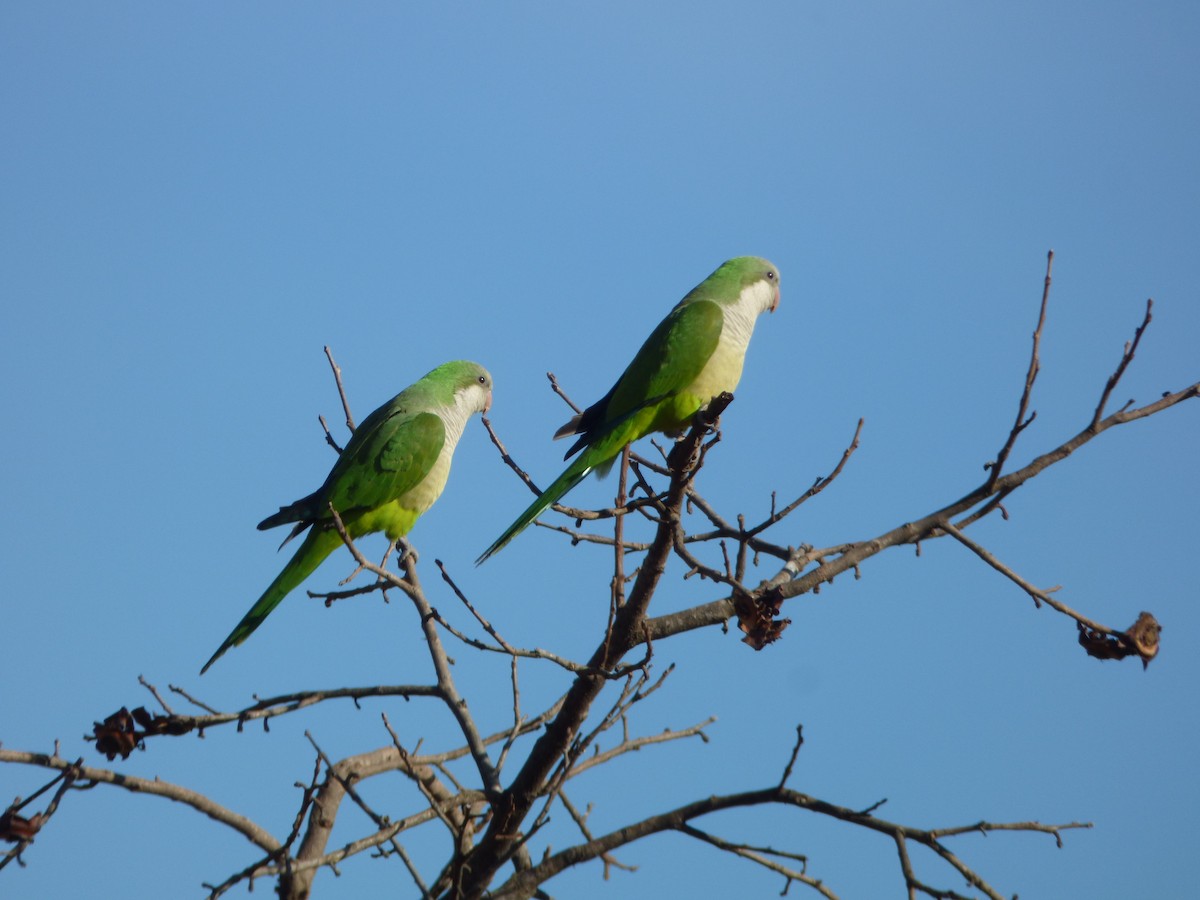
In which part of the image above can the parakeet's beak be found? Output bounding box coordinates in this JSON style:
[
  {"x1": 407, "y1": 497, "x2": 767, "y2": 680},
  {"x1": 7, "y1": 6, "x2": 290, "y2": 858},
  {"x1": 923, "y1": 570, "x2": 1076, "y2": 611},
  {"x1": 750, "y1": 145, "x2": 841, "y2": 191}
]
[
  {"x1": 484, "y1": 389, "x2": 493, "y2": 414},
  {"x1": 769, "y1": 285, "x2": 780, "y2": 313}
]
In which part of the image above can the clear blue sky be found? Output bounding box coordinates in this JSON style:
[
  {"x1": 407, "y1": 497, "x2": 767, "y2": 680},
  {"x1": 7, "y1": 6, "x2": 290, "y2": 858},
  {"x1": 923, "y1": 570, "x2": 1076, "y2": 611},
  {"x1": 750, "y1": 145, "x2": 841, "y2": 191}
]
[{"x1": 2, "y1": 3, "x2": 1197, "y2": 897}]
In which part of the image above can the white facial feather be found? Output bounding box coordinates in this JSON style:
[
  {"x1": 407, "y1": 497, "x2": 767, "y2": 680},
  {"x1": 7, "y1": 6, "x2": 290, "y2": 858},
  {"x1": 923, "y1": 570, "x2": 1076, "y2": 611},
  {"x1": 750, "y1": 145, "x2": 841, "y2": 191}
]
[
  {"x1": 720, "y1": 278, "x2": 777, "y2": 356},
  {"x1": 438, "y1": 382, "x2": 489, "y2": 451}
]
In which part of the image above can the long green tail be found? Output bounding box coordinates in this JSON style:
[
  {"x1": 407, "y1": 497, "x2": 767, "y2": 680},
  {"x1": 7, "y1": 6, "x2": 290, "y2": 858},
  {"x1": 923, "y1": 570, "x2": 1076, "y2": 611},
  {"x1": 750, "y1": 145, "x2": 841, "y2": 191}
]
[
  {"x1": 476, "y1": 456, "x2": 594, "y2": 564},
  {"x1": 201, "y1": 525, "x2": 343, "y2": 673}
]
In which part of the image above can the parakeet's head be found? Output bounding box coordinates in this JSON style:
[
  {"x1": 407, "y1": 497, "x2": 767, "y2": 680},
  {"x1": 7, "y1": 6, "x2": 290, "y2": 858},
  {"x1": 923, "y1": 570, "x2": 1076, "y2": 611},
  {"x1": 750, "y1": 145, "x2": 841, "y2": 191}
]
[
  {"x1": 428, "y1": 360, "x2": 494, "y2": 414},
  {"x1": 718, "y1": 256, "x2": 781, "y2": 313}
]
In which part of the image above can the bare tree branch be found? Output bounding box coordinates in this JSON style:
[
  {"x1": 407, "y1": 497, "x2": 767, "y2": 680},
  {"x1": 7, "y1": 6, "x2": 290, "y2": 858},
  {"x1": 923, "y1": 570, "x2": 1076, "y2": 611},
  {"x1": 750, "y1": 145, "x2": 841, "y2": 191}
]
[
  {"x1": 487, "y1": 783, "x2": 1089, "y2": 900},
  {"x1": 0, "y1": 749, "x2": 279, "y2": 853}
]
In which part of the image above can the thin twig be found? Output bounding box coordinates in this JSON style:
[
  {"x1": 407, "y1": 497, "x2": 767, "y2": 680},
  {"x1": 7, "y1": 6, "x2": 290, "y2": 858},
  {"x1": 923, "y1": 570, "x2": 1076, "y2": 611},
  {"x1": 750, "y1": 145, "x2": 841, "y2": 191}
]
[
  {"x1": 323, "y1": 345, "x2": 356, "y2": 433},
  {"x1": 778, "y1": 724, "x2": 804, "y2": 789},
  {"x1": 986, "y1": 249, "x2": 1053, "y2": 489},
  {"x1": 938, "y1": 520, "x2": 1113, "y2": 633},
  {"x1": 747, "y1": 418, "x2": 864, "y2": 537},
  {"x1": 546, "y1": 371, "x2": 583, "y2": 414},
  {"x1": 1091, "y1": 298, "x2": 1153, "y2": 429},
  {"x1": 678, "y1": 825, "x2": 833, "y2": 899}
]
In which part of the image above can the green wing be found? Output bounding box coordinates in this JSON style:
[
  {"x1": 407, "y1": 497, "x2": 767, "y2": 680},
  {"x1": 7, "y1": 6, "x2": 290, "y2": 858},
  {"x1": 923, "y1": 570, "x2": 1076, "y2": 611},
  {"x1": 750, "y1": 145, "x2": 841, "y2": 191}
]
[
  {"x1": 324, "y1": 409, "x2": 445, "y2": 519},
  {"x1": 616, "y1": 298, "x2": 724, "y2": 409},
  {"x1": 569, "y1": 299, "x2": 724, "y2": 460}
]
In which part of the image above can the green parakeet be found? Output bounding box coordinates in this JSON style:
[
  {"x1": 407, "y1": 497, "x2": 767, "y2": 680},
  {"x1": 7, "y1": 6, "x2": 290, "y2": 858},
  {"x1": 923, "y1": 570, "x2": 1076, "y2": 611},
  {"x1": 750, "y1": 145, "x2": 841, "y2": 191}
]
[
  {"x1": 477, "y1": 256, "x2": 779, "y2": 564},
  {"x1": 202, "y1": 360, "x2": 493, "y2": 673}
]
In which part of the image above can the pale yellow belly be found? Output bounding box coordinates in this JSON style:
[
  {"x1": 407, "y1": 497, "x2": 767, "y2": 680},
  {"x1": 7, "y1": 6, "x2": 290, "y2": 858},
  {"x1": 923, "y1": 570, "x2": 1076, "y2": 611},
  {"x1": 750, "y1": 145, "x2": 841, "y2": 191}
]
[
  {"x1": 347, "y1": 450, "x2": 453, "y2": 541},
  {"x1": 684, "y1": 338, "x2": 746, "y2": 404}
]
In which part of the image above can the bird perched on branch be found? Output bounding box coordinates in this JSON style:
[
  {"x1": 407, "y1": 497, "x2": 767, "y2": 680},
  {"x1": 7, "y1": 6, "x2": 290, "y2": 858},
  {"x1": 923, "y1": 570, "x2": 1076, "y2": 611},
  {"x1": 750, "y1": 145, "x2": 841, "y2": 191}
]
[
  {"x1": 203, "y1": 360, "x2": 493, "y2": 673},
  {"x1": 477, "y1": 256, "x2": 779, "y2": 564}
]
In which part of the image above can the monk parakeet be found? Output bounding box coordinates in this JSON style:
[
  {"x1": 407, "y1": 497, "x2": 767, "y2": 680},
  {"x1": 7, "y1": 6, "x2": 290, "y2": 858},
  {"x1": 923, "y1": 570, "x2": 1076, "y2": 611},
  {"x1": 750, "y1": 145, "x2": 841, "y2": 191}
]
[
  {"x1": 477, "y1": 256, "x2": 779, "y2": 564},
  {"x1": 202, "y1": 360, "x2": 493, "y2": 672}
]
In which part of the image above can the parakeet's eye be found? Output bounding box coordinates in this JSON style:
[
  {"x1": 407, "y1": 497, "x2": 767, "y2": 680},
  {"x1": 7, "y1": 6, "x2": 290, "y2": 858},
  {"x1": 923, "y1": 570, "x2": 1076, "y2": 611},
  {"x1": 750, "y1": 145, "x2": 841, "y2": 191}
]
[
  {"x1": 478, "y1": 375, "x2": 487, "y2": 385},
  {"x1": 766, "y1": 270, "x2": 777, "y2": 280}
]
